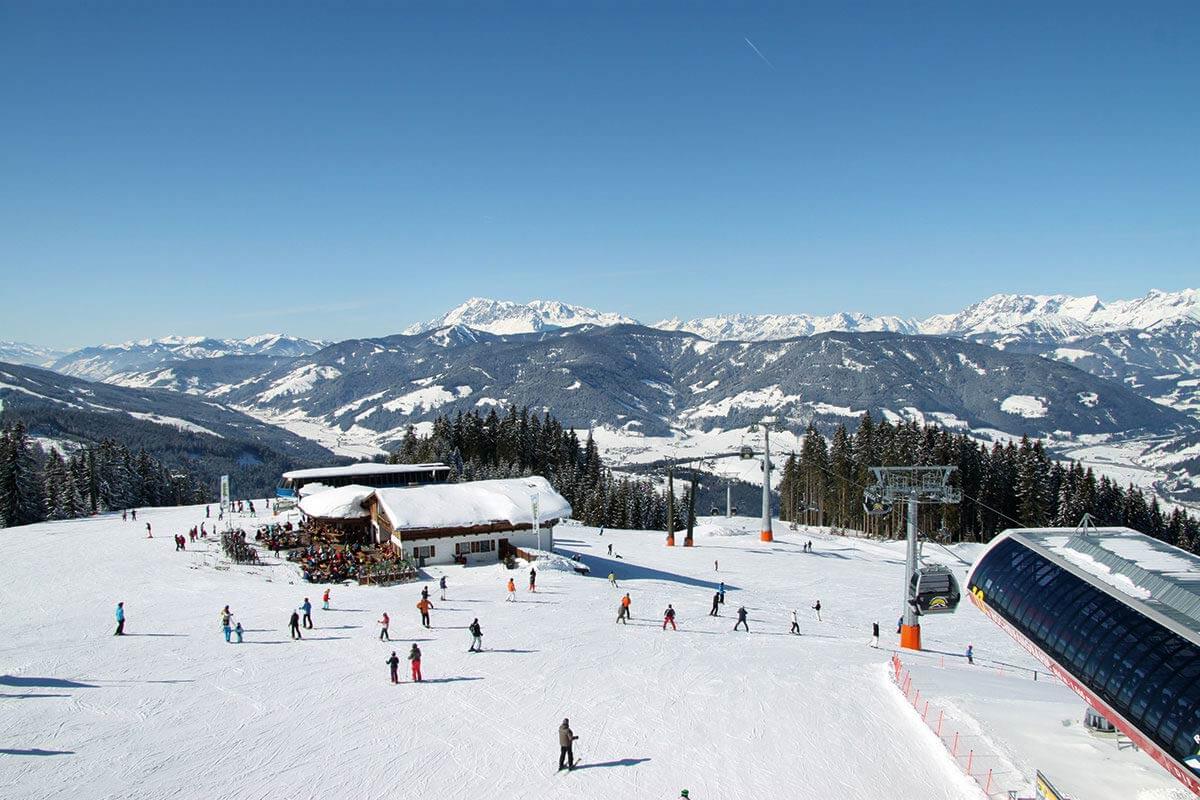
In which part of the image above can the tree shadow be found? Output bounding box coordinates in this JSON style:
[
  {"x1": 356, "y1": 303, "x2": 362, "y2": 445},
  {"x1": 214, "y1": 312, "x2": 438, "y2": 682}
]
[
  {"x1": 478, "y1": 649, "x2": 539, "y2": 654},
  {"x1": 0, "y1": 693, "x2": 70, "y2": 699},
  {"x1": 326, "y1": 608, "x2": 367, "y2": 612},
  {"x1": 0, "y1": 676, "x2": 96, "y2": 689},
  {"x1": 0, "y1": 748, "x2": 75, "y2": 756},
  {"x1": 574, "y1": 757, "x2": 650, "y2": 770},
  {"x1": 241, "y1": 641, "x2": 289, "y2": 646},
  {"x1": 301, "y1": 636, "x2": 350, "y2": 641},
  {"x1": 318, "y1": 625, "x2": 361, "y2": 630},
  {"x1": 124, "y1": 633, "x2": 190, "y2": 638},
  {"x1": 563, "y1": 552, "x2": 739, "y2": 592},
  {"x1": 419, "y1": 676, "x2": 484, "y2": 684}
]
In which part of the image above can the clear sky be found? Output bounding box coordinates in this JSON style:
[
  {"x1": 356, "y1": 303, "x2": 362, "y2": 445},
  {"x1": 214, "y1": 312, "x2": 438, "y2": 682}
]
[{"x1": 2, "y1": 2, "x2": 1197, "y2": 349}]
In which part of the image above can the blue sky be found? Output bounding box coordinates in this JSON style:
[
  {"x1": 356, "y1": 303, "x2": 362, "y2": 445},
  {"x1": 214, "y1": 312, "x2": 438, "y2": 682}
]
[{"x1": 1, "y1": 2, "x2": 1197, "y2": 349}]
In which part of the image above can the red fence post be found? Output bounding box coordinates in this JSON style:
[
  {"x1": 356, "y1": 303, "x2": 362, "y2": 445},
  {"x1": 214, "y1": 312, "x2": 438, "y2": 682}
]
[
  {"x1": 936, "y1": 709, "x2": 944, "y2": 736},
  {"x1": 985, "y1": 768, "x2": 993, "y2": 793},
  {"x1": 922, "y1": 700, "x2": 929, "y2": 721},
  {"x1": 913, "y1": 689, "x2": 920, "y2": 708},
  {"x1": 951, "y1": 731, "x2": 959, "y2": 756},
  {"x1": 966, "y1": 749, "x2": 973, "y2": 775}
]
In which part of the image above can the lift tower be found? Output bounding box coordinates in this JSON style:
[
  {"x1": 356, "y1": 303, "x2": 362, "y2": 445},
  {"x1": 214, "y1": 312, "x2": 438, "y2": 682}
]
[{"x1": 864, "y1": 466, "x2": 960, "y2": 651}]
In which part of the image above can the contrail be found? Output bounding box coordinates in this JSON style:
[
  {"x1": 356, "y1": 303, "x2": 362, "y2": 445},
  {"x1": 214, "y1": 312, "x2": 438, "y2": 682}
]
[{"x1": 743, "y1": 37, "x2": 775, "y2": 70}]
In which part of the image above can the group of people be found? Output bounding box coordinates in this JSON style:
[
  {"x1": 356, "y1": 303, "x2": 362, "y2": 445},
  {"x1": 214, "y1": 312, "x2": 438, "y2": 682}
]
[{"x1": 290, "y1": 541, "x2": 415, "y2": 585}]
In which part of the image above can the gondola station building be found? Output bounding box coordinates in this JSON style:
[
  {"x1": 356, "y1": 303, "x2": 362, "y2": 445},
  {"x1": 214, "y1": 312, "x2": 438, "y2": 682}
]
[{"x1": 296, "y1": 474, "x2": 570, "y2": 567}]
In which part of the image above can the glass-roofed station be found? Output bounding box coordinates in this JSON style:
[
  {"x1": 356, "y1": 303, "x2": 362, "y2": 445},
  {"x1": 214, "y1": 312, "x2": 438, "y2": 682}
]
[{"x1": 967, "y1": 526, "x2": 1200, "y2": 795}]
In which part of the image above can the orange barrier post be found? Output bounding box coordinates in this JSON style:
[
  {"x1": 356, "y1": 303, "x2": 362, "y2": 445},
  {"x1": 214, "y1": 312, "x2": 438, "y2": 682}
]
[
  {"x1": 966, "y1": 750, "x2": 973, "y2": 775},
  {"x1": 985, "y1": 769, "x2": 993, "y2": 793},
  {"x1": 951, "y1": 731, "x2": 959, "y2": 756},
  {"x1": 936, "y1": 709, "x2": 944, "y2": 736}
]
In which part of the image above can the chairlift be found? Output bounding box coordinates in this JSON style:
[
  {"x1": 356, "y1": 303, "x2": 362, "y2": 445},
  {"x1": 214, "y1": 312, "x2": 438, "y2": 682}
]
[
  {"x1": 908, "y1": 565, "x2": 961, "y2": 615},
  {"x1": 710, "y1": 506, "x2": 719, "y2": 516},
  {"x1": 863, "y1": 494, "x2": 893, "y2": 516},
  {"x1": 739, "y1": 445, "x2": 755, "y2": 460}
]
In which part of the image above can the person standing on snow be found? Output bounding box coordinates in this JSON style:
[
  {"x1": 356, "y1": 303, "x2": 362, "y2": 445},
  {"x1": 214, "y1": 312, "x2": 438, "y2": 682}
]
[
  {"x1": 718, "y1": 582, "x2": 726, "y2": 605},
  {"x1": 714, "y1": 560, "x2": 719, "y2": 572},
  {"x1": 734, "y1": 606, "x2": 749, "y2": 632},
  {"x1": 222, "y1": 609, "x2": 233, "y2": 643},
  {"x1": 607, "y1": 543, "x2": 612, "y2": 556},
  {"x1": 469, "y1": 618, "x2": 483, "y2": 652},
  {"x1": 421, "y1": 585, "x2": 430, "y2": 602},
  {"x1": 114, "y1": 602, "x2": 126, "y2": 636},
  {"x1": 528, "y1": 568, "x2": 537, "y2": 592},
  {"x1": 812, "y1": 600, "x2": 822, "y2": 622},
  {"x1": 558, "y1": 719, "x2": 578, "y2": 771},
  {"x1": 621, "y1": 593, "x2": 632, "y2": 619},
  {"x1": 710, "y1": 592, "x2": 720, "y2": 617},
  {"x1": 439, "y1": 575, "x2": 447, "y2": 601},
  {"x1": 506, "y1": 577, "x2": 516, "y2": 601},
  {"x1": 966, "y1": 644, "x2": 974, "y2": 665},
  {"x1": 131, "y1": 509, "x2": 137, "y2": 521},
  {"x1": 871, "y1": 622, "x2": 879, "y2": 648},
  {"x1": 301, "y1": 598, "x2": 313, "y2": 629},
  {"x1": 145, "y1": 522, "x2": 152, "y2": 538},
  {"x1": 289, "y1": 610, "x2": 302, "y2": 640},
  {"x1": 663, "y1": 604, "x2": 677, "y2": 631},
  {"x1": 616, "y1": 598, "x2": 629, "y2": 625},
  {"x1": 417, "y1": 597, "x2": 434, "y2": 628},
  {"x1": 790, "y1": 609, "x2": 800, "y2": 635},
  {"x1": 234, "y1": 623, "x2": 244, "y2": 643},
  {"x1": 408, "y1": 643, "x2": 423, "y2": 682},
  {"x1": 322, "y1": 588, "x2": 331, "y2": 610},
  {"x1": 608, "y1": 572, "x2": 618, "y2": 588},
  {"x1": 387, "y1": 651, "x2": 400, "y2": 684},
  {"x1": 378, "y1": 612, "x2": 390, "y2": 641}
]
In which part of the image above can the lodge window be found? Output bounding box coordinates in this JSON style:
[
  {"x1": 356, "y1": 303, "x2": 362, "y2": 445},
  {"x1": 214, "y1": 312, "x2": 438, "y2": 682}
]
[
  {"x1": 412, "y1": 545, "x2": 436, "y2": 559},
  {"x1": 455, "y1": 540, "x2": 496, "y2": 555}
]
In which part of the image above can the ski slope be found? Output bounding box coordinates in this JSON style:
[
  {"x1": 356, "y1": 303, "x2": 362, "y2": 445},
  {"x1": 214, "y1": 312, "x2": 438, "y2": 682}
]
[{"x1": 0, "y1": 508, "x2": 1184, "y2": 799}]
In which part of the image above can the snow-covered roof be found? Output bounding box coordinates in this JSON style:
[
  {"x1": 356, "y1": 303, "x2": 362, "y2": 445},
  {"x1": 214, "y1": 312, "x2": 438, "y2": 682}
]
[
  {"x1": 282, "y1": 463, "x2": 448, "y2": 481},
  {"x1": 374, "y1": 476, "x2": 571, "y2": 532},
  {"x1": 994, "y1": 527, "x2": 1200, "y2": 640},
  {"x1": 297, "y1": 484, "x2": 373, "y2": 519}
]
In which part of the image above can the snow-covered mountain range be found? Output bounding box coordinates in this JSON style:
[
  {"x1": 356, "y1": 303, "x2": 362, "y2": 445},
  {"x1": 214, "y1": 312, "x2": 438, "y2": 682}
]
[
  {"x1": 50, "y1": 334, "x2": 327, "y2": 381},
  {"x1": 403, "y1": 298, "x2": 636, "y2": 336},
  {"x1": 0, "y1": 341, "x2": 65, "y2": 368}
]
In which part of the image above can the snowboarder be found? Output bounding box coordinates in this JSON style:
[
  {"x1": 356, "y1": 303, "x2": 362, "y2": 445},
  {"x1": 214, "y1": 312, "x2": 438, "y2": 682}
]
[
  {"x1": 387, "y1": 651, "x2": 400, "y2": 684},
  {"x1": 302, "y1": 598, "x2": 313, "y2": 629},
  {"x1": 408, "y1": 643, "x2": 423, "y2": 682},
  {"x1": 966, "y1": 644, "x2": 974, "y2": 665},
  {"x1": 145, "y1": 522, "x2": 152, "y2": 538},
  {"x1": 528, "y1": 568, "x2": 537, "y2": 592},
  {"x1": 871, "y1": 622, "x2": 880, "y2": 648},
  {"x1": 439, "y1": 575, "x2": 447, "y2": 601},
  {"x1": 469, "y1": 618, "x2": 483, "y2": 652},
  {"x1": 289, "y1": 610, "x2": 302, "y2": 640},
  {"x1": 663, "y1": 604, "x2": 677, "y2": 631},
  {"x1": 322, "y1": 588, "x2": 331, "y2": 610},
  {"x1": 114, "y1": 602, "x2": 126, "y2": 636},
  {"x1": 718, "y1": 582, "x2": 725, "y2": 604},
  {"x1": 378, "y1": 612, "x2": 390, "y2": 641},
  {"x1": 608, "y1": 572, "x2": 618, "y2": 588},
  {"x1": 417, "y1": 597, "x2": 433, "y2": 628},
  {"x1": 558, "y1": 719, "x2": 578, "y2": 771},
  {"x1": 734, "y1": 606, "x2": 749, "y2": 631},
  {"x1": 234, "y1": 622, "x2": 243, "y2": 643},
  {"x1": 506, "y1": 578, "x2": 516, "y2": 601},
  {"x1": 812, "y1": 600, "x2": 822, "y2": 622},
  {"x1": 790, "y1": 609, "x2": 800, "y2": 635},
  {"x1": 710, "y1": 592, "x2": 720, "y2": 617}
]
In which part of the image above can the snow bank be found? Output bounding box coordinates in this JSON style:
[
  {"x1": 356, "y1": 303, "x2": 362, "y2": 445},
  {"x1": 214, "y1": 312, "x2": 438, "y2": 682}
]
[{"x1": 519, "y1": 548, "x2": 589, "y2": 573}]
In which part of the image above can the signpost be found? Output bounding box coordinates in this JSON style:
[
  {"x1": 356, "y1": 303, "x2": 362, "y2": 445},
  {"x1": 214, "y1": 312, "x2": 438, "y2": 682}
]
[{"x1": 220, "y1": 474, "x2": 230, "y2": 513}]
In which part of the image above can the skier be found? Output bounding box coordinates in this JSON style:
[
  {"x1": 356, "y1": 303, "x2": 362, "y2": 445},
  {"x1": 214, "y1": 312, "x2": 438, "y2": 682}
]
[
  {"x1": 734, "y1": 606, "x2": 749, "y2": 631},
  {"x1": 528, "y1": 567, "x2": 537, "y2": 592},
  {"x1": 289, "y1": 610, "x2": 302, "y2": 640},
  {"x1": 302, "y1": 598, "x2": 313, "y2": 629},
  {"x1": 408, "y1": 643, "x2": 423, "y2": 682},
  {"x1": 710, "y1": 592, "x2": 720, "y2": 617},
  {"x1": 206, "y1": 505, "x2": 210, "y2": 518},
  {"x1": 662, "y1": 604, "x2": 677, "y2": 631},
  {"x1": 812, "y1": 600, "x2": 822, "y2": 622},
  {"x1": 114, "y1": 602, "x2": 126, "y2": 636},
  {"x1": 322, "y1": 588, "x2": 331, "y2": 610},
  {"x1": 714, "y1": 560, "x2": 719, "y2": 572},
  {"x1": 146, "y1": 522, "x2": 152, "y2": 539},
  {"x1": 469, "y1": 618, "x2": 483, "y2": 652},
  {"x1": 558, "y1": 719, "x2": 578, "y2": 771},
  {"x1": 234, "y1": 622, "x2": 243, "y2": 643},
  {"x1": 131, "y1": 509, "x2": 137, "y2": 521},
  {"x1": 807, "y1": 540, "x2": 813, "y2": 552},
  {"x1": 897, "y1": 616, "x2": 903, "y2": 635},
  {"x1": 621, "y1": 593, "x2": 632, "y2": 619},
  {"x1": 718, "y1": 581, "x2": 726, "y2": 605},
  {"x1": 966, "y1": 644, "x2": 974, "y2": 665},
  {"x1": 421, "y1": 585, "x2": 430, "y2": 602},
  {"x1": 790, "y1": 609, "x2": 800, "y2": 635},
  {"x1": 221, "y1": 606, "x2": 233, "y2": 642},
  {"x1": 439, "y1": 575, "x2": 447, "y2": 601},
  {"x1": 506, "y1": 578, "x2": 516, "y2": 601},
  {"x1": 616, "y1": 598, "x2": 629, "y2": 625},
  {"x1": 607, "y1": 543, "x2": 612, "y2": 556},
  {"x1": 871, "y1": 622, "x2": 880, "y2": 648},
  {"x1": 417, "y1": 597, "x2": 433, "y2": 628},
  {"x1": 378, "y1": 612, "x2": 390, "y2": 641},
  {"x1": 608, "y1": 572, "x2": 618, "y2": 588},
  {"x1": 387, "y1": 651, "x2": 400, "y2": 684},
  {"x1": 122, "y1": 510, "x2": 127, "y2": 522}
]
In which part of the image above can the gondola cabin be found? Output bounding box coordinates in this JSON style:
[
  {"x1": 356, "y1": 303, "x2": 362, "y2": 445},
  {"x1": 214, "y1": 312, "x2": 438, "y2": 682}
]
[{"x1": 910, "y1": 565, "x2": 961, "y2": 615}]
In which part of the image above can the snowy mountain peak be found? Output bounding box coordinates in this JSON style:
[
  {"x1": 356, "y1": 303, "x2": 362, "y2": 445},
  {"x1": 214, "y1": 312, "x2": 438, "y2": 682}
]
[
  {"x1": 918, "y1": 289, "x2": 1199, "y2": 336},
  {"x1": 653, "y1": 312, "x2": 920, "y2": 342},
  {"x1": 403, "y1": 298, "x2": 639, "y2": 336},
  {"x1": 0, "y1": 341, "x2": 66, "y2": 369},
  {"x1": 51, "y1": 334, "x2": 328, "y2": 381}
]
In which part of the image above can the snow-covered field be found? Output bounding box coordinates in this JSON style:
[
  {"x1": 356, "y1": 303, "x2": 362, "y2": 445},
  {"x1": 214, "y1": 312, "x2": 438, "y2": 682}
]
[{"x1": 0, "y1": 509, "x2": 1186, "y2": 799}]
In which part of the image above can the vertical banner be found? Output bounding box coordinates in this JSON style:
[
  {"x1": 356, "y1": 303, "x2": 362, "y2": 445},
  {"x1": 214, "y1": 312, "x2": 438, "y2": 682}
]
[
  {"x1": 1035, "y1": 770, "x2": 1064, "y2": 800},
  {"x1": 220, "y1": 475, "x2": 230, "y2": 512}
]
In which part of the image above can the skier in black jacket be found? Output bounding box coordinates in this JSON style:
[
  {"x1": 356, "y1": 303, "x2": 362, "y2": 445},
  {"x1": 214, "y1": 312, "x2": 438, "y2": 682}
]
[
  {"x1": 469, "y1": 619, "x2": 483, "y2": 652},
  {"x1": 386, "y1": 651, "x2": 400, "y2": 683}
]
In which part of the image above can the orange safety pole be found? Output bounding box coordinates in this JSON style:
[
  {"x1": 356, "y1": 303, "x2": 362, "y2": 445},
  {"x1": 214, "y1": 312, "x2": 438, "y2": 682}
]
[
  {"x1": 951, "y1": 731, "x2": 959, "y2": 756},
  {"x1": 985, "y1": 768, "x2": 993, "y2": 793},
  {"x1": 966, "y1": 750, "x2": 973, "y2": 775},
  {"x1": 936, "y1": 709, "x2": 944, "y2": 736}
]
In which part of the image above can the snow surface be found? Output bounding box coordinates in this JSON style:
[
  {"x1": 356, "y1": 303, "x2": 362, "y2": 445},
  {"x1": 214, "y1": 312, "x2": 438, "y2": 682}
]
[
  {"x1": 296, "y1": 484, "x2": 374, "y2": 519},
  {"x1": 282, "y1": 463, "x2": 447, "y2": 480},
  {"x1": 1000, "y1": 394, "x2": 1049, "y2": 418},
  {"x1": 1, "y1": 508, "x2": 1184, "y2": 799},
  {"x1": 375, "y1": 476, "x2": 570, "y2": 531}
]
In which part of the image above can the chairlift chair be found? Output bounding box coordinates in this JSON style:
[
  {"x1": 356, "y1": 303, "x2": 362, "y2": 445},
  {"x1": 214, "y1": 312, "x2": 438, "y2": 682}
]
[{"x1": 908, "y1": 565, "x2": 961, "y2": 615}]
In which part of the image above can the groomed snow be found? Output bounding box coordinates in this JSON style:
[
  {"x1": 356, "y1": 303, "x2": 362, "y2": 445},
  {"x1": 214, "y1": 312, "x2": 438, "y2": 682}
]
[{"x1": 1, "y1": 510, "x2": 1184, "y2": 799}]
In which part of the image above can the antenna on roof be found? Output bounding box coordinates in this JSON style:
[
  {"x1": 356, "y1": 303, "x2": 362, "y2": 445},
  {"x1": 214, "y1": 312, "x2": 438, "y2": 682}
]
[{"x1": 1075, "y1": 513, "x2": 1098, "y2": 537}]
